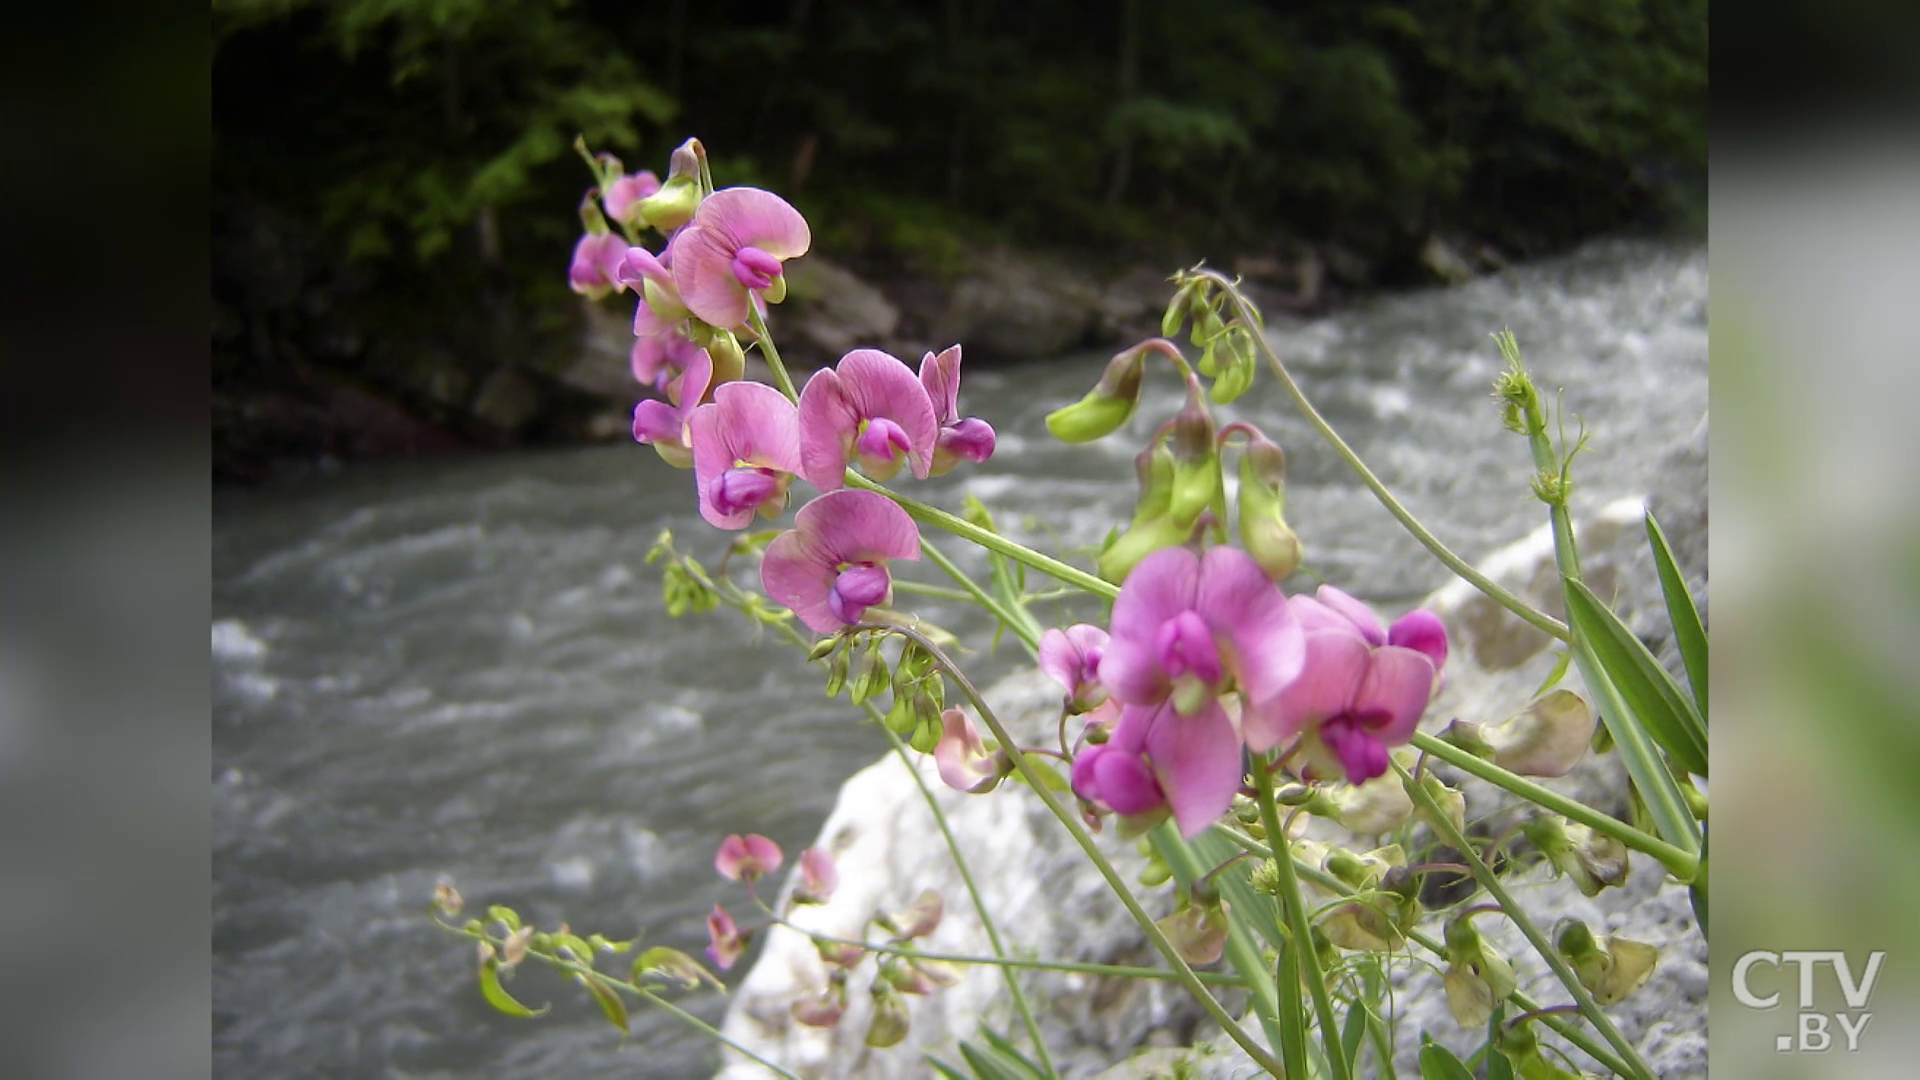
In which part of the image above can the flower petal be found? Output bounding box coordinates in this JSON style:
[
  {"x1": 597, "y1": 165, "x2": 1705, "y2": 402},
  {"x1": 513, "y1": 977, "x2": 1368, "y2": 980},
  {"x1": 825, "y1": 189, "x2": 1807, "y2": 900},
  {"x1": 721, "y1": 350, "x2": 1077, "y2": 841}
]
[
  {"x1": 702, "y1": 187, "x2": 811, "y2": 258},
  {"x1": 1314, "y1": 585, "x2": 1387, "y2": 645},
  {"x1": 1353, "y1": 645, "x2": 1438, "y2": 745},
  {"x1": 797, "y1": 367, "x2": 859, "y2": 491},
  {"x1": 672, "y1": 223, "x2": 752, "y2": 328},
  {"x1": 1101, "y1": 547, "x2": 1202, "y2": 706},
  {"x1": 835, "y1": 349, "x2": 939, "y2": 480},
  {"x1": 796, "y1": 488, "x2": 921, "y2": 564},
  {"x1": 1261, "y1": 631, "x2": 1371, "y2": 748},
  {"x1": 918, "y1": 345, "x2": 963, "y2": 422},
  {"x1": 1387, "y1": 608, "x2": 1449, "y2": 674},
  {"x1": 761, "y1": 528, "x2": 839, "y2": 633},
  {"x1": 1196, "y1": 546, "x2": 1302, "y2": 703},
  {"x1": 1142, "y1": 701, "x2": 1243, "y2": 838}
]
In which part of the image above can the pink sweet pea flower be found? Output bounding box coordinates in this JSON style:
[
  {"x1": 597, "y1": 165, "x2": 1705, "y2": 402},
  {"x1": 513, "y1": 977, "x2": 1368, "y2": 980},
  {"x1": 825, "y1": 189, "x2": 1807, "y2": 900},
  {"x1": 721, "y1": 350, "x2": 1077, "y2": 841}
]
[
  {"x1": 797, "y1": 349, "x2": 940, "y2": 491},
  {"x1": 689, "y1": 381, "x2": 802, "y2": 529},
  {"x1": 602, "y1": 170, "x2": 661, "y2": 229},
  {"x1": 760, "y1": 489, "x2": 921, "y2": 634},
  {"x1": 1071, "y1": 699, "x2": 1244, "y2": 838},
  {"x1": 794, "y1": 847, "x2": 838, "y2": 905},
  {"x1": 632, "y1": 347, "x2": 714, "y2": 468},
  {"x1": 671, "y1": 187, "x2": 811, "y2": 329},
  {"x1": 934, "y1": 707, "x2": 1010, "y2": 793},
  {"x1": 1249, "y1": 585, "x2": 1449, "y2": 783},
  {"x1": 706, "y1": 904, "x2": 746, "y2": 970},
  {"x1": 1039, "y1": 623, "x2": 1111, "y2": 713},
  {"x1": 714, "y1": 832, "x2": 784, "y2": 882},
  {"x1": 1098, "y1": 546, "x2": 1304, "y2": 719},
  {"x1": 917, "y1": 345, "x2": 996, "y2": 476},
  {"x1": 568, "y1": 231, "x2": 631, "y2": 299}
]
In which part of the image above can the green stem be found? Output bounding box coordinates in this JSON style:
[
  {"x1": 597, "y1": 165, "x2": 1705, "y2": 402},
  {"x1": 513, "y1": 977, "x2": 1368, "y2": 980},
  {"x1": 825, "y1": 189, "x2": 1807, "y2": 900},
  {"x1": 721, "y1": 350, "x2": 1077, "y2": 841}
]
[
  {"x1": 1254, "y1": 759, "x2": 1353, "y2": 1080},
  {"x1": 747, "y1": 307, "x2": 799, "y2": 401},
  {"x1": 867, "y1": 624, "x2": 1285, "y2": 1076},
  {"x1": 921, "y1": 537, "x2": 1044, "y2": 653},
  {"x1": 1408, "y1": 733, "x2": 1698, "y2": 880},
  {"x1": 848, "y1": 474, "x2": 1119, "y2": 602},
  {"x1": 1148, "y1": 828, "x2": 1288, "y2": 1055},
  {"x1": 1396, "y1": 763, "x2": 1654, "y2": 1080},
  {"x1": 870, "y1": 710, "x2": 1058, "y2": 1077},
  {"x1": 889, "y1": 579, "x2": 981, "y2": 604},
  {"x1": 774, "y1": 923, "x2": 1245, "y2": 987},
  {"x1": 1199, "y1": 271, "x2": 1568, "y2": 643}
]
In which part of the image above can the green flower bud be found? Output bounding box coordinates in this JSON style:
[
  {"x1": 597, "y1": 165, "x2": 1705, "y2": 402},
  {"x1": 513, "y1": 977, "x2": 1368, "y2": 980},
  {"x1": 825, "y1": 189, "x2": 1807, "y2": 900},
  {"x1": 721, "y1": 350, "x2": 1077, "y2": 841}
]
[
  {"x1": 1208, "y1": 325, "x2": 1257, "y2": 405},
  {"x1": 1235, "y1": 428, "x2": 1303, "y2": 582},
  {"x1": 1097, "y1": 443, "x2": 1195, "y2": 584},
  {"x1": 1157, "y1": 898, "x2": 1231, "y2": 966},
  {"x1": 1167, "y1": 376, "x2": 1220, "y2": 526},
  {"x1": 824, "y1": 643, "x2": 851, "y2": 698},
  {"x1": 1045, "y1": 345, "x2": 1147, "y2": 443},
  {"x1": 1557, "y1": 919, "x2": 1659, "y2": 1004},
  {"x1": 1161, "y1": 278, "x2": 1202, "y2": 338},
  {"x1": 1443, "y1": 915, "x2": 1517, "y2": 1028},
  {"x1": 706, "y1": 332, "x2": 746, "y2": 388},
  {"x1": 1523, "y1": 816, "x2": 1630, "y2": 896},
  {"x1": 849, "y1": 640, "x2": 890, "y2": 705},
  {"x1": 864, "y1": 982, "x2": 910, "y2": 1048},
  {"x1": 639, "y1": 172, "x2": 702, "y2": 232}
]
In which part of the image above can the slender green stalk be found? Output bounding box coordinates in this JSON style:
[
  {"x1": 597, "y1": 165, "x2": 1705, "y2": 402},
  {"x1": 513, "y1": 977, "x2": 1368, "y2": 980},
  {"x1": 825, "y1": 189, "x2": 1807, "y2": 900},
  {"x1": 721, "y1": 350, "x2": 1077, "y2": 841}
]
[
  {"x1": 921, "y1": 537, "x2": 1044, "y2": 653},
  {"x1": 747, "y1": 308, "x2": 800, "y2": 401},
  {"x1": 1396, "y1": 762, "x2": 1653, "y2": 1079},
  {"x1": 1254, "y1": 760, "x2": 1352, "y2": 1080},
  {"x1": 1149, "y1": 828, "x2": 1288, "y2": 1055},
  {"x1": 1198, "y1": 270, "x2": 1568, "y2": 643},
  {"x1": 889, "y1": 579, "x2": 980, "y2": 604},
  {"x1": 848, "y1": 474, "x2": 1119, "y2": 602},
  {"x1": 864, "y1": 624, "x2": 1286, "y2": 1076},
  {"x1": 770, "y1": 923, "x2": 1245, "y2": 987},
  {"x1": 1408, "y1": 733, "x2": 1698, "y2": 880},
  {"x1": 871, "y1": 711, "x2": 1057, "y2": 1077}
]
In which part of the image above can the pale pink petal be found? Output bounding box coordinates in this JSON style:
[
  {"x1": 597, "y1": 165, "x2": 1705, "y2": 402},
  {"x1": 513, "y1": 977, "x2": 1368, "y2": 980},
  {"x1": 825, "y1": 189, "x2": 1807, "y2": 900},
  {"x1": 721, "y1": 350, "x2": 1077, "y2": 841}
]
[
  {"x1": 1038, "y1": 628, "x2": 1082, "y2": 696},
  {"x1": 1267, "y1": 630, "x2": 1372, "y2": 740},
  {"x1": 918, "y1": 345, "x2": 963, "y2": 422},
  {"x1": 715, "y1": 381, "x2": 801, "y2": 472},
  {"x1": 935, "y1": 708, "x2": 1003, "y2": 793},
  {"x1": 797, "y1": 367, "x2": 859, "y2": 491},
  {"x1": 835, "y1": 349, "x2": 939, "y2": 480},
  {"x1": 632, "y1": 399, "x2": 684, "y2": 445},
  {"x1": 1100, "y1": 547, "x2": 1202, "y2": 705},
  {"x1": 1195, "y1": 546, "x2": 1303, "y2": 703},
  {"x1": 1142, "y1": 701, "x2": 1243, "y2": 838},
  {"x1": 714, "y1": 833, "x2": 783, "y2": 880},
  {"x1": 1289, "y1": 595, "x2": 1352, "y2": 636},
  {"x1": 603, "y1": 170, "x2": 660, "y2": 225},
  {"x1": 761, "y1": 528, "x2": 840, "y2": 633},
  {"x1": 1352, "y1": 645, "x2": 1437, "y2": 746},
  {"x1": 673, "y1": 223, "x2": 752, "y2": 328},
  {"x1": 703, "y1": 187, "x2": 811, "y2": 259},
  {"x1": 1314, "y1": 585, "x2": 1387, "y2": 645},
  {"x1": 1387, "y1": 609, "x2": 1449, "y2": 674},
  {"x1": 678, "y1": 348, "x2": 714, "y2": 408},
  {"x1": 798, "y1": 488, "x2": 920, "y2": 564},
  {"x1": 797, "y1": 847, "x2": 838, "y2": 902}
]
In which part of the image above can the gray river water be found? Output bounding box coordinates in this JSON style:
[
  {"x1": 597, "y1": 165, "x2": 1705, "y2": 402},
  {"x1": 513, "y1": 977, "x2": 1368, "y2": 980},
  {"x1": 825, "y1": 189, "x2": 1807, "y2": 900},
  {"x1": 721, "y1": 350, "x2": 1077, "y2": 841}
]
[{"x1": 212, "y1": 238, "x2": 1706, "y2": 1079}]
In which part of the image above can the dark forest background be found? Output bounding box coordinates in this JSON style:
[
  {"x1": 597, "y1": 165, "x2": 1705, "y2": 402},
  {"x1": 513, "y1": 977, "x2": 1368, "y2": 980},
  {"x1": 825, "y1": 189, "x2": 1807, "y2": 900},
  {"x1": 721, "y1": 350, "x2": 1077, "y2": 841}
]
[{"x1": 211, "y1": 0, "x2": 1706, "y2": 479}]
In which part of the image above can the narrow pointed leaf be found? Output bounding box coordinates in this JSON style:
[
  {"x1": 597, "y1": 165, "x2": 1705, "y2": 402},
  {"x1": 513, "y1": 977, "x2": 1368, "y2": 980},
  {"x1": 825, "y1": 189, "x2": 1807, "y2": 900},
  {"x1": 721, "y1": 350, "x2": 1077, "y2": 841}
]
[
  {"x1": 1419, "y1": 1036, "x2": 1476, "y2": 1080},
  {"x1": 579, "y1": 974, "x2": 629, "y2": 1034},
  {"x1": 1341, "y1": 994, "x2": 1370, "y2": 1073},
  {"x1": 1646, "y1": 512, "x2": 1708, "y2": 719},
  {"x1": 979, "y1": 1028, "x2": 1045, "y2": 1074},
  {"x1": 478, "y1": 959, "x2": 548, "y2": 1018},
  {"x1": 1564, "y1": 578, "x2": 1708, "y2": 778}
]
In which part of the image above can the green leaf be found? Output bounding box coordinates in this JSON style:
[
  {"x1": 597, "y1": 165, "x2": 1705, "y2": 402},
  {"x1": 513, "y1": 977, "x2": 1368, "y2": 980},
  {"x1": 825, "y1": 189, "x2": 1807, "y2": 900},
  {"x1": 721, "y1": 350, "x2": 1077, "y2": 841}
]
[
  {"x1": 958, "y1": 1037, "x2": 1043, "y2": 1080},
  {"x1": 1340, "y1": 995, "x2": 1370, "y2": 1074},
  {"x1": 928, "y1": 1059, "x2": 972, "y2": 1080},
  {"x1": 634, "y1": 946, "x2": 723, "y2": 991},
  {"x1": 486, "y1": 905, "x2": 521, "y2": 932},
  {"x1": 1487, "y1": 1004, "x2": 1514, "y2": 1080},
  {"x1": 1646, "y1": 512, "x2": 1709, "y2": 719},
  {"x1": 578, "y1": 974, "x2": 629, "y2": 1035},
  {"x1": 478, "y1": 959, "x2": 548, "y2": 1018},
  {"x1": 978, "y1": 1028, "x2": 1045, "y2": 1074},
  {"x1": 1418, "y1": 1036, "x2": 1476, "y2": 1080},
  {"x1": 1532, "y1": 648, "x2": 1573, "y2": 699},
  {"x1": 1564, "y1": 578, "x2": 1708, "y2": 778}
]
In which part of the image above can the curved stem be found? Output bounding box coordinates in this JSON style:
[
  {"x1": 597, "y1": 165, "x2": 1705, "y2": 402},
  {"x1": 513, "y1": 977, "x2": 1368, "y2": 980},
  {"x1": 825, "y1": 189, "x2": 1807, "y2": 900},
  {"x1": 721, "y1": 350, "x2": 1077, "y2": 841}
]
[
  {"x1": 848, "y1": 474, "x2": 1119, "y2": 601},
  {"x1": 747, "y1": 307, "x2": 799, "y2": 401},
  {"x1": 859, "y1": 623, "x2": 1285, "y2": 1076},
  {"x1": 1254, "y1": 755, "x2": 1353, "y2": 1080},
  {"x1": 1408, "y1": 732, "x2": 1698, "y2": 881},
  {"x1": 869, "y1": 711, "x2": 1057, "y2": 1077},
  {"x1": 1395, "y1": 761, "x2": 1653, "y2": 1079},
  {"x1": 921, "y1": 536, "x2": 1044, "y2": 654},
  {"x1": 1198, "y1": 270, "x2": 1568, "y2": 642}
]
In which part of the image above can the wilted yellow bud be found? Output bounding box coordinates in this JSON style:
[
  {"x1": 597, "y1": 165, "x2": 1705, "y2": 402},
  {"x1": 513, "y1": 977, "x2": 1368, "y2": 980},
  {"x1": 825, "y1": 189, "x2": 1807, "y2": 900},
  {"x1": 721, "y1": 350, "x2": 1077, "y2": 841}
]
[
  {"x1": 1157, "y1": 899, "x2": 1231, "y2": 966},
  {"x1": 1557, "y1": 918, "x2": 1659, "y2": 1004},
  {"x1": 1483, "y1": 690, "x2": 1595, "y2": 777}
]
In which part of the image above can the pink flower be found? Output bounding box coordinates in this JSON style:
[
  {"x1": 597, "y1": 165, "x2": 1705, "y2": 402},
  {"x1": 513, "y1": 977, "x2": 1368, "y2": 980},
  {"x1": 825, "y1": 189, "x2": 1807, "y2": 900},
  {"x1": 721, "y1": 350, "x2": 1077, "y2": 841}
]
[
  {"x1": 1071, "y1": 699, "x2": 1244, "y2": 838},
  {"x1": 706, "y1": 904, "x2": 745, "y2": 970},
  {"x1": 671, "y1": 187, "x2": 811, "y2": 329},
  {"x1": 632, "y1": 347, "x2": 713, "y2": 468},
  {"x1": 1099, "y1": 546, "x2": 1304, "y2": 719},
  {"x1": 1040, "y1": 623, "x2": 1111, "y2": 713},
  {"x1": 918, "y1": 345, "x2": 996, "y2": 476},
  {"x1": 1250, "y1": 585, "x2": 1448, "y2": 783},
  {"x1": 689, "y1": 381, "x2": 802, "y2": 529},
  {"x1": 602, "y1": 170, "x2": 661, "y2": 228},
  {"x1": 760, "y1": 489, "x2": 921, "y2": 634},
  {"x1": 714, "y1": 833, "x2": 784, "y2": 882},
  {"x1": 795, "y1": 847, "x2": 838, "y2": 904},
  {"x1": 568, "y1": 231, "x2": 631, "y2": 298},
  {"x1": 797, "y1": 349, "x2": 940, "y2": 490},
  {"x1": 934, "y1": 707, "x2": 1009, "y2": 793}
]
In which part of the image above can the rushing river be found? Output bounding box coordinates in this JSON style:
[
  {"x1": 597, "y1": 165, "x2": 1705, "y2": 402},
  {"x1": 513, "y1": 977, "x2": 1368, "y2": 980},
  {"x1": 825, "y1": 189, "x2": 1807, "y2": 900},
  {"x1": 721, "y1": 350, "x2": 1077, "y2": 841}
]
[{"x1": 212, "y1": 238, "x2": 1707, "y2": 1079}]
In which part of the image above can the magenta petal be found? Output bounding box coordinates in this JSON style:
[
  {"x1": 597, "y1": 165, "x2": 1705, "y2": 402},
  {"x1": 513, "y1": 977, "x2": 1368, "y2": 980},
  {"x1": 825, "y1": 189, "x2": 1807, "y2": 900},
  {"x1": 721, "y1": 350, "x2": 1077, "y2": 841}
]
[
  {"x1": 761, "y1": 528, "x2": 839, "y2": 633},
  {"x1": 1387, "y1": 609, "x2": 1449, "y2": 674},
  {"x1": 1142, "y1": 701, "x2": 1243, "y2": 838},
  {"x1": 940, "y1": 418, "x2": 996, "y2": 463},
  {"x1": 835, "y1": 350, "x2": 940, "y2": 480},
  {"x1": 918, "y1": 345, "x2": 963, "y2": 422},
  {"x1": 1322, "y1": 716, "x2": 1391, "y2": 784},
  {"x1": 1289, "y1": 595, "x2": 1352, "y2": 636},
  {"x1": 710, "y1": 381, "x2": 801, "y2": 472},
  {"x1": 632, "y1": 399, "x2": 683, "y2": 445},
  {"x1": 1101, "y1": 547, "x2": 1202, "y2": 706},
  {"x1": 1092, "y1": 747, "x2": 1163, "y2": 816},
  {"x1": 1353, "y1": 645, "x2": 1437, "y2": 746},
  {"x1": 1267, "y1": 631, "x2": 1372, "y2": 742},
  {"x1": 1195, "y1": 546, "x2": 1302, "y2": 702},
  {"x1": 1039, "y1": 628, "x2": 1081, "y2": 696},
  {"x1": 1070, "y1": 744, "x2": 1109, "y2": 805},
  {"x1": 799, "y1": 488, "x2": 921, "y2": 564},
  {"x1": 672, "y1": 223, "x2": 753, "y2": 328},
  {"x1": 797, "y1": 368, "x2": 859, "y2": 491},
  {"x1": 702, "y1": 187, "x2": 811, "y2": 258},
  {"x1": 1314, "y1": 585, "x2": 1387, "y2": 645}
]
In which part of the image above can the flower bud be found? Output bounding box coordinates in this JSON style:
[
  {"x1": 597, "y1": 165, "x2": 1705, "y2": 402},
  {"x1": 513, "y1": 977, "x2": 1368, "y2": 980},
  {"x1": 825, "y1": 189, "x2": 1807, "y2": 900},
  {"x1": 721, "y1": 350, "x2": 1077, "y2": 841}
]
[
  {"x1": 1097, "y1": 442, "x2": 1197, "y2": 584},
  {"x1": 823, "y1": 643, "x2": 851, "y2": 697},
  {"x1": 1208, "y1": 325, "x2": 1257, "y2": 405},
  {"x1": 1167, "y1": 375, "x2": 1220, "y2": 526},
  {"x1": 1523, "y1": 816, "x2": 1629, "y2": 896},
  {"x1": 886, "y1": 890, "x2": 943, "y2": 940},
  {"x1": 1557, "y1": 918, "x2": 1659, "y2": 1004},
  {"x1": 1161, "y1": 278, "x2": 1201, "y2": 338},
  {"x1": 1325, "y1": 768, "x2": 1415, "y2": 834},
  {"x1": 705, "y1": 332, "x2": 746, "y2": 388},
  {"x1": 433, "y1": 876, "x2": 464, "y2": 917},
  {"x1": 793, "y1": 847, "x2": 838, "y2": 905},
  {"x1": 1045, "y1": 345, "x2": 1147, "y2": 443},
  {"x1": 1482, "y1": 689, "x2": 1595, "y2": 777},
  {"x1": 1319, "y1": 894, "x2": 1405, "y2": 951},
  {"x1": 1436, "y1": 717, "x2": 1497, "y2": 762},
  {"x1": 1157, "y1": 898, "x2": 1231, "y2": 965},
  {"x1": 791, "y1": 974, "x2": 848, "y2": 1028},
  {"x1": 1443, "y1": 915, "x2": 1517, "y2": 1027},
  {"x1": 848, "y1": 640, "x2": 890, "y2": 705},
  {"x1": 1235, "y1": 429, "x2": 1303, "y2": 582},
  {"x1": 1414, "y1": 773, "x2": 1466, "y2": 837},
  {"x1": 864, "y1": 982, "x2": 910, "y2": 1048},
  {"x1": 638, "y1": 169, "x2": 702, "y2": 232}
]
